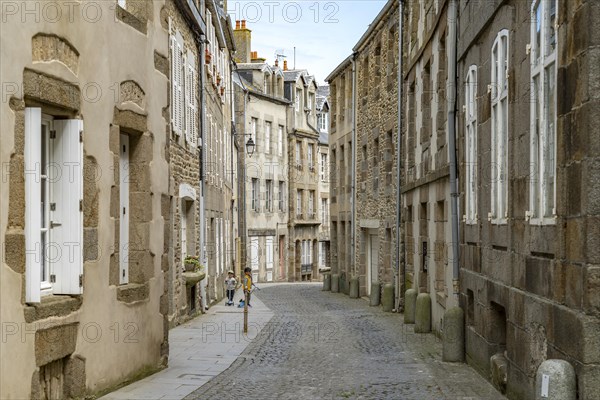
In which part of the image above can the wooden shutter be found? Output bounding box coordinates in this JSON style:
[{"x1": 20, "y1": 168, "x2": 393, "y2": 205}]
[
  {"x1": 187, "y1": 51, "x2": 198, "y2": 146},
  {"x1": 172, "y1": 31, "x2": 184, "y2": 135},
  {"x1": 51, "y1": 119, "x2": 83, "y2": 295},
  {"x1": 25, "y1": 108, "x2": 42, "y2": 303}
]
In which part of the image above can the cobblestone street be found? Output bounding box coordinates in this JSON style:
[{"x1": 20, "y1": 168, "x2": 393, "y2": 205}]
[{"x1": 187, "y1": 283, "x2": 504, "y2": 400}]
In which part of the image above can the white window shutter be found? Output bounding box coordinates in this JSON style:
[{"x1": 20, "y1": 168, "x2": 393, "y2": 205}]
[
  {"x1": 25, "y1": 108, "x2": 42, "y2": 303},
  {"x1": 184, "y1": 51, "x2": 190, "y2": 143},
  {"x1": 173, "y1": 31, "x2": 184, "y2": 135},
  {"x1": 51, "y1": 119, "x2": 83, "y2": 295},
  {"x1": 170, "y1": 35, "x2": 178, "y2": 132},
  {"x1": 187, "y1": 50, "x2": 197, "y2": 146}
]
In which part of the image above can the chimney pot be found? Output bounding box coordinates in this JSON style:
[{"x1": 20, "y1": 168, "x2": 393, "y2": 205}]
[
  {"x1": 283, "y1": 60, "x2": 288, "y2": 71},
  {"x1": 275, "y1": 59, "x2": 279, "y2": 67},
  {"x1": 235, "y1": 20, "x2": 240, "y2": 29},
  {"x1": 241, "y1": 20, "x2": 246, "y2": 29}
]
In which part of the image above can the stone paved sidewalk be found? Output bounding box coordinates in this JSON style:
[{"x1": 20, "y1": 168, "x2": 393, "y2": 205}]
[{"x1": 100, "y1": 290, "x2": 274, "y2": 400}]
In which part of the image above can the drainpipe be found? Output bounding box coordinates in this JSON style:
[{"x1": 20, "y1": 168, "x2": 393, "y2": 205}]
[
  {"x1": 395, "y1": 0, "x2": 404, "y2": 312},
  {"x1": 350, "y1": 56, "x2": 357, "y2": 279},
  {"x1": 447, "y1": 0, "x2": 460, "y2": 297},
  {"x1": 199, "y1": 35, "x2": 208, "y2": 310}
]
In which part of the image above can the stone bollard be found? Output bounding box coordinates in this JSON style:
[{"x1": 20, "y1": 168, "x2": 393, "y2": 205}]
[
  {"x1": 331, "y1": 274, "x2": 339, "y2": 293},
  {"x1": 490, "y1": 352, "x2": 508, "y2": 394},
  {"x1": 339, "y1": 272, "x2": 346, "y2": 294},
  {"x1": 442, "y1": 307, "x2": 465, "y2": 362},
  {"x1": 404, "y1": 289, "x2": 418, "y2": 324},
  {"x1": 535, "y1": 360, "x2": 576, "y2": 400},
  {"x1": 414, "y1": 293, "x2": 432, "y2": 333},
  {"x1": 322, "y1": 274, "x2": 331, "y2": 291},
  {"x1": 370, "y1": 283, "x2": 381, "y2": 306},
  {"x1": 349, "y1": 278, "x2": 359, "y2": 298},
  {"x1": 382, "y1": 284, "x2": 394, "y2": 312}
]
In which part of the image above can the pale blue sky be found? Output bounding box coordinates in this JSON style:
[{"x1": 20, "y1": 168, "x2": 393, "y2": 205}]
[{"x1": 227, "y1": 1, "x2": 387, "y2": 85}]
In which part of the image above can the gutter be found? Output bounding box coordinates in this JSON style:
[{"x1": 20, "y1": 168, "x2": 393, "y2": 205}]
[
  {"x1": 351, "y1": 55, "x2": 357, "y2": 278},
  {"x1": 199, "y1": 33, "x2": 208, "y2": 310},
  {"x1": 448, "y1": 0, "x2": 460, "y2": 296},
  {"x1": 395, "y1": 0, "x2": 404, "y2": 312}
]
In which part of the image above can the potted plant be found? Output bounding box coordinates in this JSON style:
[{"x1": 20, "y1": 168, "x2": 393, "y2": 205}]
[
  {"x1": 220, "y1": 86, "x2": 225, "y2": 96},
  {"x1": 184, "y1": 255, "x2": 201, "y2": 272},
  {"x1": 216, "y1": 74, "x2": 221, "y2": 85},
  {"x1": 205, "y1": 49, "x2": 212, "y2": 64},
  {"x1": 182, "y1": 256, "x2": 206, "y2": 286}
]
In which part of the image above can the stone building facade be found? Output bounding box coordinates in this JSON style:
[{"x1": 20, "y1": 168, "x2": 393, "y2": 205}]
[
  {"x1": 233, "y1": 21, "x2": 290, "y2": 283},
  {"x1": 403, "y1": 0, "x2": 456, "y2": 333},
  {"x1": 285, "y1": 69, "x2": 323, "y2": 282},
  {"x1": 163, "y1": 0, "x2": 203, "y2": 326},
  {"x1": 202, "y1": 1, "x2": 236, "y2": 306},
  {"x1": 327, "y1": 0, "x2": 401, "y2": 299},
  {"x1": 456, "y1": 0, "x2": 600, "y2": 398},
  {"x1": 326, "y1": 57, "x2": 353, "y2": 291},
  {"x1": 0, "y1": 1, "x2": 172, "y2": 397},
  {"x1": 316, "y1": 86, "x2": 331, "y2": 273}
]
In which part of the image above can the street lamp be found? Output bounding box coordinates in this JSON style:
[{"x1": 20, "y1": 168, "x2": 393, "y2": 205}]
[{"x1": 245, "y1": 137, "x2": 255, "y2": 158}]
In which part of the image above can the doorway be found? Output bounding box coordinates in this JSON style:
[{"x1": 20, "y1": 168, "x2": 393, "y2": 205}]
[{"x1": 367, "y1": 232, "x2": 379, "y2": 295}]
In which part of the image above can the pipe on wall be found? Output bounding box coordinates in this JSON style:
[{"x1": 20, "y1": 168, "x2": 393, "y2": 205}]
[
  {"x1": 447, "y1": 0, "x2": 460, "y2": 296},
  {"x1": 395, "y1": 0, "x2": 404, "y2": 312}
]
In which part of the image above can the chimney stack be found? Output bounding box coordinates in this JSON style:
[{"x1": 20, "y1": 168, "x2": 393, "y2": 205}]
[
  {"x1": 275, "y1": 59, "x2": 279, "y2": 67},
  {"x1": 233, "y1": 20, "x2": 252, "y2": 63},
  {"x1": 283, "y1": 60, "x2": 288, "y2": 71}
]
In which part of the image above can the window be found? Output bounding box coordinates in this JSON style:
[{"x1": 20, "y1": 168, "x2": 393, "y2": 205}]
[
  {"x1": 490, "y1": 29, "x2": 509, "y2": 223},
  {"x1": 529, "y1": 0, "x2": 557, "y2": 223},
  {"x1": 171, "y1": 30, "x2": 184, "y2": 135},
  {"x1": 321, "y1": 198, "x2": 328, "y2": 225},
  {"x1": 25, "y1": 109, "x2": 84, "y2": 303},
  {"x1": 170, "y1": 30, "x2": 198, "y2": 145},
  {"x1": 295, "y1": 141, "x2": 301, "y2": 167},
  {"x1": 317, "y1": 114, "x2": 324, "y2": 131},
  {"x1": 251, "y1": 178, "x2": 259, "y2": 211},
  {"x1": 297, "y1": 190, "x2": 302, "y2": 217},
  {"x1": 266, "y1": 180, "x2": 273, "y2": 212},
  {"x1": 308, "y1": 191, "x2": 315, "y2": 218},
  {"x1": 465, "y1": 65, "x2": 478, "y2": 224},
  {"x1": 295, "y1": 88, "x2": 301, "y2": 112},
  {"x1": 251, "y1": 118, "x2": 257, "y2": 149},
  {"x1": 373, "y1": 138, "x2": 379, "y2": 167},
  {"x1": 308, "y1": 144, "x2": 314, "y2": 170},
  {"x1": 265, "y1": 121, "x2": 271, "y2": 154},
  {"x1": 278, "y1": 125, "x2": 284, "y2": 156},
  {"x1": 320, "y1": 153, "x2": 328, "y2": 181},
  {"x1": 319, "y1": 242, "x2": 327, "y2": 268},
  {"x1": 279, "y1": 181, "x2": 285, "y2": 212}
]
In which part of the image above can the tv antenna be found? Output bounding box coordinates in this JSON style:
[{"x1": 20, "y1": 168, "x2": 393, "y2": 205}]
[{"x1": 275, "y1": 49, "x2": 286, "y2": 64}]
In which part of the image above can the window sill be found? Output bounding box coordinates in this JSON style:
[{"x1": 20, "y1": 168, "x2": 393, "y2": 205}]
[
  {"x1": 490, "y1": 218, "x2": 508, "y2": 225},
  {"x1": 528, "y1": 217, "x2": 557, "y2": 226},
  {"x1": 24, "y1": 295, "x2": 82, "y2": 323}
]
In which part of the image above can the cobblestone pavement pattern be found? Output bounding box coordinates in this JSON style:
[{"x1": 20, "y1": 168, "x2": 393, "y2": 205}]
[{"x1": 186, "y1": 283, "x2": 505, "y2": 400}]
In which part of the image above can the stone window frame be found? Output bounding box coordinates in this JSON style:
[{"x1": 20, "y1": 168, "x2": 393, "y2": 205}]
[
  {"x1": 489, "y1": 29, "x2": 509, "y2": 225},
  {"x1": 465, "y1": 65, "x2": 478, "y2": 225},
  {"x1": 528, "y1": 0, "x2": 558, "y2": 225}
]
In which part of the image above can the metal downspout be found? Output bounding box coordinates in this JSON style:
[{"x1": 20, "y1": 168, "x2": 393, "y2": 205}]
[
  {"x1": 351, "y1": 56, "x2": 357, "y2": 280},
  {"x1": 448, "y1": 0, "x2": 460, "y2": 296},
  {"x1": 199, "y1": 35, "x2": 208, "y2": 310},
  {"x1": 395, "y1": 0, "x2": 404, "y2": 312}
]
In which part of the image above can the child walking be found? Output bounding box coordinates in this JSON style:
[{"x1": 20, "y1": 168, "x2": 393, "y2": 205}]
[
  {"x1": 243, "y1": 267, "x2": 252, "y2": 307},
  {"x1": 224, "y1": 270, "x2": 236, "y2": 306}
]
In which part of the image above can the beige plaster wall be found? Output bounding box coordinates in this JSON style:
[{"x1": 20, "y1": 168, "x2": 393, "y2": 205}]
[{"x1": 0, "y1": 1, "x2": 169, "y2": 397}]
